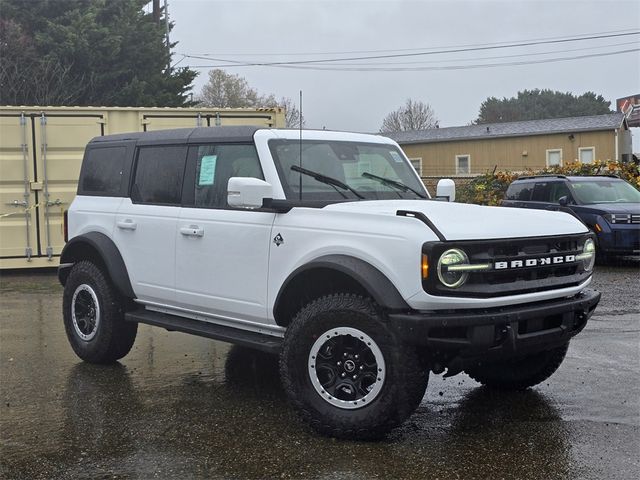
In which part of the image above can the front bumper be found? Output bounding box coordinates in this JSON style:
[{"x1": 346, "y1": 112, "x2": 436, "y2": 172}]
[
  {"x1": 596, "y1": 224, "x2": 640, "y2": 255},
  {"x1": 389, "y1": 289, "x2": 600, "y2": 364}
]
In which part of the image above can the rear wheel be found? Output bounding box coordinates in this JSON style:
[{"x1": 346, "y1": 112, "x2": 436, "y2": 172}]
[
  {"x1": 465, "y1": 343, "x2": 569, "y2": 391},
  {"x1": 63, "y1": 261, "x2": 137, "y2": 363},
  {"x1": 280, "y1": 293, "x2": 429, "y2": 440}
]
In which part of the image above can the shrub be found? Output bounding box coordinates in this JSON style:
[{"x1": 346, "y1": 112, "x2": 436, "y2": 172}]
[{"x1": 457, "y1": 160, "x2": 640, "y2": 205}]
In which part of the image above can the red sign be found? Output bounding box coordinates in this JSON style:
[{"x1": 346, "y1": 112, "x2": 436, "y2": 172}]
[{"x1": 617, "y1": 95, "x2": 640, "y2": 127}]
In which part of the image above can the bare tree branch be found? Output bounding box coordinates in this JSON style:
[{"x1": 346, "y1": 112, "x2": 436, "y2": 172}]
[{"x1": 379, "y1": 99, "x2": 438, "y2": 133}]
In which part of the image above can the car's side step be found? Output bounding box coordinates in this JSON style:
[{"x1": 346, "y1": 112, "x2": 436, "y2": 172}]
[{"x1": 125, "y1": 309, "x2": 283, "y2": 354}]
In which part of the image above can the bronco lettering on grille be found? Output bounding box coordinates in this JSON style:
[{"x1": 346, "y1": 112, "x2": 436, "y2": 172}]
[{"x1": 495, "y1": 254, "x2": 576, "y2": 270}]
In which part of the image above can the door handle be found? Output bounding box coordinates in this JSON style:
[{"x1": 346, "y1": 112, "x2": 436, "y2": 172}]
[
  {"x1": 180, "y1": 225, "x2": 204, "y2": 237},
  {"x1": 117, "y1": 220, "x2": 137, "y2": 231}
]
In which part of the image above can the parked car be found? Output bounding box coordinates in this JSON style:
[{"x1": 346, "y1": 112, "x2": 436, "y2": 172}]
[
  {"x1": 502, "y1": 175, "x2": 640, "y2": 259},
  {"x1": 59, "y1": 127, "x2": 600, "y2": 440}
]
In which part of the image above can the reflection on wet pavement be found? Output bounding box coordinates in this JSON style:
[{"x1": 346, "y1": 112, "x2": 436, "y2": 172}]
[{"x1": 1, "y1": 268, "x2": 638, "y2": 479}]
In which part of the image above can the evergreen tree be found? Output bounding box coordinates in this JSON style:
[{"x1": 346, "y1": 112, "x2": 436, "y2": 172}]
[
  {"x1": 0, "y1": 0, "x2": 197, "y2": 106},
  {"x1": 475, "y1": 89, "x2": 612, "y2": 124}
]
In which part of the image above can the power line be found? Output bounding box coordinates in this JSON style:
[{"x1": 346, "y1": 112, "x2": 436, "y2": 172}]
[
  {"x1": 279, "y1": 48, "x2": 640, "y2": 72},
  {"x1": 184, "y1": 48, "x2": 639, "y2": 72},
  {"x1": 183, "y1": 28, "x2": 640, "y2": 57},
  {"x1": 248, "y1": 41, "x2": 639, "y2": 67},
  {"x1": 180, "y1": 31, "x2": 640, "y2": 68}
]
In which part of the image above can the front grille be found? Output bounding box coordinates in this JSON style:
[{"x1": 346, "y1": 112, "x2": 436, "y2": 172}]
[
  {"x1": 423, "y1": 234, "x2": 592, "y2": 298},
  {"x1": 610, "y1": 214, "x2": 640, "y2": 224}
]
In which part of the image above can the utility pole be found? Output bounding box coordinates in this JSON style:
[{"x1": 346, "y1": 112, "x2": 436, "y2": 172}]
[
  {"x1": 164, "y1": 0, "x2": 171, "y2": 72},
  {"x1": 152, "y1": 0, "x2": 160, "y2": 23}
]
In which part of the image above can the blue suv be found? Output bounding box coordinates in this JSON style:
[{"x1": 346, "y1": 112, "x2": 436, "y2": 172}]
[{"x1": 502, "y1": 175, "x2": 640, "y2": 258}]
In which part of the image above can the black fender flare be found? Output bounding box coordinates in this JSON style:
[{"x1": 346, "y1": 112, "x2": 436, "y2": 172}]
[
  {"x1": 275, "y1": 254, "x2": 410, "y2": 313},
  {"x1": 58, "y1": 232, "x2": 135, "y2": 299}
]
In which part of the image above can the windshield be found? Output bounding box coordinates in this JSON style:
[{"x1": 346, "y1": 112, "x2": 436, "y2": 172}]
[
  {"x1": 571, "y1": 179, "x2": 640, "y2": 204},
  {"x1": 268, "y1": 139, "x2": 427, "y2": 201}
]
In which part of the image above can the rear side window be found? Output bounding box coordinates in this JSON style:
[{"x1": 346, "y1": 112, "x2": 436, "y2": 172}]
[
  {"x1": 531, "y1": 182, "x2": 551, "y2": 202},
  {"x1": 548, "y1": 182, "x2": 572, "y2": 203},
  {"x1": 132, "y1": 146, "x2": 187, "y2": 205},
  {"x1": 505, "y1": 183, "x2": 533, "y2": 201},
  {"x1": 79, "y1": 146, "x2": 127, "y2": 195}
]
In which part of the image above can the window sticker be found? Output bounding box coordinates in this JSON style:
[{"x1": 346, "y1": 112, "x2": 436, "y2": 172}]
[
  {"x1": 198, "y1": 155, "x2": 217, "y2": 185},
  {"x1": 389, "y1": 151, "x2": 404, "y2": 163}
]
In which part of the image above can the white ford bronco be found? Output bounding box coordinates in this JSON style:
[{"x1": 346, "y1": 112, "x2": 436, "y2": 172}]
[{"x1": 59, "y1": 126, "x2": 600, "y2": 439}]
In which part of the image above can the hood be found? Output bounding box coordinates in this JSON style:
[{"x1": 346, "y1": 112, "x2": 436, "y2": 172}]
[
  {"x1": 575, "y1": 203, "x2": 640, "y2": 215},
  {"x1": 323, "y1": 200, "x2": 587, "y2": 241}
]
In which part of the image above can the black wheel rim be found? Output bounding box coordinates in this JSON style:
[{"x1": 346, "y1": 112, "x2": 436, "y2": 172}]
[
  {"x1": 308, "y1": 327, "x2": 385, "y2": 409},
  {"x1": 71, "y1": 284, "x2": 100, "y2": 341}
]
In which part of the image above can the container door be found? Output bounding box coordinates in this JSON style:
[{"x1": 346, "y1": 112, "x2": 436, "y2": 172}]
[
  {"x1": 32, "y1": 113, "x2": 104, "y2": 259},
  {"x1": 0, "y1": 114, "x2": 37, "y2": 260}
]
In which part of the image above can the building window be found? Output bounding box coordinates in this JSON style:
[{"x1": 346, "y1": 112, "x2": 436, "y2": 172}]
[
  {"x1": 546, "y1": 149, "x2": 562, "y2": 167},
  {"x1": 409, "y1": 158, "x2": 422, "y2": 175},
  {"x1": 579, "y1": 147, "x2": 595, "y2": 164},
  {"x1": 455, "y1": 155, "x2": 470, "y2": 175}
]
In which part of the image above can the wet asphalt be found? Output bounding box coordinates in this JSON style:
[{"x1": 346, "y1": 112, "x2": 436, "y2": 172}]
[{"x1": 1, "y1": 261, "x2": 639, "y2": 480}]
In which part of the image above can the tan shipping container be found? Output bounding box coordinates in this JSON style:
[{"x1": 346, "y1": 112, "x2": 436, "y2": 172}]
[{"x1": 0, "y1": 106, "x2": 285, "y2": 269}]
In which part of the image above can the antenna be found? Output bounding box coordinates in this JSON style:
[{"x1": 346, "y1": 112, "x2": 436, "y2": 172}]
[{"x1": 299, "y1": 90, "x2": 303, "y2": 201}]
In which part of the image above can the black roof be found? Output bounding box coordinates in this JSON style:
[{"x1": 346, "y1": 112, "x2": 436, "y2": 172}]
[
  {"x1": 90, "y1": 125, "x2": 262, "y2": 145},
  {"x1": 385, "y1": 113, "x2": 626, "y2": 145}
]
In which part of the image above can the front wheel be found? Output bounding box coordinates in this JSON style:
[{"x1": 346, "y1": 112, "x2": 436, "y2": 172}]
[
  {"x1": 280, "y1": 294, "x2": 429, "y2": 440},
  {"x1": 465, "y1": 343, "x2": 569, "y2": 391},
  {"x1": 63, "y1": 261, "x2": 137, "y2": 363}
]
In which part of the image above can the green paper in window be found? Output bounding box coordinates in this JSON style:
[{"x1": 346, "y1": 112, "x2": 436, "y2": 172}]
[{"x1": 198, "y1": 155, "x2": 217, "y2": 185}]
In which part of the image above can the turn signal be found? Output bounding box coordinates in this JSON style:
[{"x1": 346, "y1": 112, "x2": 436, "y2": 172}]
[
  {"x1": 421, "y1": 254, "x2": 429, "y2": 279},
  {"x1": 594, "y1": 223, "x2": 602, "y2": 233}
]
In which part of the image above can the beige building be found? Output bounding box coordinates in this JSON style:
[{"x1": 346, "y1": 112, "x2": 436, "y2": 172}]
[{"x1": 386, "y1": 113, "x2": 632, "y2": 177}]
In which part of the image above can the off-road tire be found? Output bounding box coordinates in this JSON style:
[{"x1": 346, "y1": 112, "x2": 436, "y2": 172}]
[
  {"x1": 63, "y1": 261, "x2": 137, "y2": 363},
  {"x1": 465, "y1": 342, "x2": 569, "y2": 391},
  {"x1": 280, "y1": 293, "x2": 429, "y2": 440}
]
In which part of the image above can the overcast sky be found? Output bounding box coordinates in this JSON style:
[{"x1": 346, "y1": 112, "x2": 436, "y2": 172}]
[{"x1": 167, "y1": 0, "x2": 639, "y2": 146}]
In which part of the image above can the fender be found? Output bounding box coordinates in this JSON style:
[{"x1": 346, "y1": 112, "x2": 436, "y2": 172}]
[
  {"x1": 58, "y1": 232, "x2": 135, "y2": 299},
  {"x1": 276, "y1": 254, "x2": 410, "y2": 312}
]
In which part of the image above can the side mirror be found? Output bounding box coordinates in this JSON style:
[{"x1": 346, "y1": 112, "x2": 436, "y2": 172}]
[
  {"x1": 227, "y1": 177, "x2": 273, "y2": 209},
  {"x1": 436, "y1": 179, "x2": 456, "y2": 202},
  {"x1": 558, "y1": 195, "x2": 568, "y2": 207}
]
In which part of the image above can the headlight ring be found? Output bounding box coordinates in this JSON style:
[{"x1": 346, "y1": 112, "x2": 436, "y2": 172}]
[{"x1": 437, "y1": 248, "x2": 470, "y2": 288}]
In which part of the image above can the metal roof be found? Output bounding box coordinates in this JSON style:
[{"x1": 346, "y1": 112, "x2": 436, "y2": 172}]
[{"x1": 384, "y1": 113, "x2": 626, "y2": 145}]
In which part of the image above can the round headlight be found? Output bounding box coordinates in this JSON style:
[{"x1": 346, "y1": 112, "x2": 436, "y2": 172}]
[
  {"x1": 437, "y1": 249, "x2": 469, "y2": 288},
  {"x1": 582, "y1": 238, "x2": 596, "y2": 271}
]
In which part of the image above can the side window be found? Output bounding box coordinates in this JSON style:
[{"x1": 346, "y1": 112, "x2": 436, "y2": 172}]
[
  {"x1": 132, "y1": 145, "x2": 187, "y2": 205},
  {"x1": 79, "y1": 146, "x2": 127, "y2": 195},
  {"x1": 531, "y1": 182, "x2": 551, "y2": 202},
  {"x1": 187, "y1": 144, "x2": 263, "y2": 208},
  {"x1": 505, "y1": 183, "x2": 533, "y2": 201},
  {"x1": 548, "y1": 182, "x2": 572, "y2": 203}
]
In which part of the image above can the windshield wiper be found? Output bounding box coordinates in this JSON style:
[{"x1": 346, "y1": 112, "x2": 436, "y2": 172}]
[
  {"x1": 291, "y1": 165, "x2": 365, "y2": 199},
  {"x1": 362, "y1": 172, "x2": 427, "y2": 199}
]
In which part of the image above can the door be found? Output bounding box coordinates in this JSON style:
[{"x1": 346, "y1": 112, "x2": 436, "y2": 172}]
[
  {"x1": 113, "y1": 144, "x2": 188, "y2": 304},
  {"x1": 0, "y1": 112, "x2": 103, "y2": 262},
  {"x1": 0, "y1": 113, "x2": 37, "y2": 259},
  {"x1": 175, "y1": 143, "x2": 275, "y2": 324},
  {"x1": 33, "y1": 113, "x2": 104, "y2": 259}
]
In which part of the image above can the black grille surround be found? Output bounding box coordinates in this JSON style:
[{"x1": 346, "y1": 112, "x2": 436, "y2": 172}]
[{"x1": 422, "y1": 233, "x2": 594, "y2": 298}]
